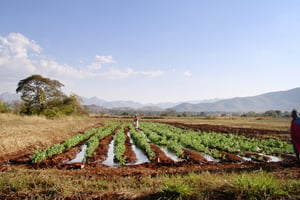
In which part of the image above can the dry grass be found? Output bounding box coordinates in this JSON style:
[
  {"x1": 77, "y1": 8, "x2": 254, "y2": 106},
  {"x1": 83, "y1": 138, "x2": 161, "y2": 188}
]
[
  {"x1": 0, "y1": 114, "x2": 105, "y2": 156},
  {"x1": 152, "y1": 116, "x2": 291, "y2": 131},
  {"x1": 0, "y1": 114, "x2": 291, "y2": 157}
]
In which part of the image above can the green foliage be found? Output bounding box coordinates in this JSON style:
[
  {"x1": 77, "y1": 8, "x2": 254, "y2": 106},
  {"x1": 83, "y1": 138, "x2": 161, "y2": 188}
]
[
  {"x1": 113, "y1": 125, "x2": 127, "y2": 165},
  {"x1": 139, "y1": 122, "x2": 184, "y2": 157},
  {"x1": 129, "y1": 124, "x2": 155, "y2": 160},
  {"x1": 16, "y1": 75, "x2": 85, "y2": 118},
  {"x1": 160, "y1": 181, "x2": 194, "y2": 200},
  {"x1": 140, "y1": 122, "x2": 293, "y2": 161},
  {"x1": 233, "y1": 171, "x2": 287, "y2": 199},
  {"x1": 31, "y1": 147, "x2": 47, "y2": 163},
  {"x1": 42, "y1": 94, "x2": 87, "y2": 118},
  {"x1": 84, "y1": 123, "x2": 120, "y2": 160},
  {"x1": 16, "y1": 74, "x2": 64, "y2": 114},
  {"x1": 0, "y1": 100, "x2": 11, "y2": 113},
  {"x1": 31, "y1": 127, "x2": 100, "y2": 163}
]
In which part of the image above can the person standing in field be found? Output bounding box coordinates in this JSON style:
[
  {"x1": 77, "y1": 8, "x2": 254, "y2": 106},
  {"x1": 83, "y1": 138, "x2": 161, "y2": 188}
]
[
  {"x1": 133, "y1": 114, "x2": 139, "y2": 129},
  {"x1": 290, "y1": 109, "x2": 300, "y2": 161}
]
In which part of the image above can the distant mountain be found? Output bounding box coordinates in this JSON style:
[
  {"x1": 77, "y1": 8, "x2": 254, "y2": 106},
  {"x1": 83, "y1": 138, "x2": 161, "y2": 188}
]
[
  {"x1": 0, "y1": 92, "x2": 20, "y2": 102},
  {"x1": 3, "y1": 87, "x2": 299, "y2": 113},
  {"x1": 81, "y1": 97, "x2": 144, "y2": 109},
  {"x1": 81, "y1": 96, "x2": 221, "y2": 110},
  {"x1": 138, "y1": 106, "x2": 165, "y2": 112},
  {"x1": 172, "y1": 87, "x2": 300, "y2": 112},
  {"x1": 83, "y1": 104, "x2": 109, "y2": 113}
]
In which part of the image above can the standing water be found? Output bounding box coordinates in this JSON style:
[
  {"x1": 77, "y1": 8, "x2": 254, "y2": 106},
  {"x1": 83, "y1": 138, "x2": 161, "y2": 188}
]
[
  {"x1": 66, "y1": 144, "x2": 87, "y2": 164},
  {"x1": 160, "y1": 147, "x2": 184, "y2": 162},
  {"x1": 101, "y1": 137, "x2": 117, "y2": 167},
  {"x1": 127, "y1": 132, "x2": 150, "y2": 164}
]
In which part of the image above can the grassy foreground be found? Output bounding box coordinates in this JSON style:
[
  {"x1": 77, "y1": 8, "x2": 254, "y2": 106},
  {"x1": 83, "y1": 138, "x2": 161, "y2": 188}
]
[
  {"x1": 0, "y1": 114, "x2": 105, "y2": 156},
  {"x1": 0, "y1": 114, "x2": 298, "y2": 199},
  {"x1": 1, "y1": 168, "x2": 299, "y2": 199}
]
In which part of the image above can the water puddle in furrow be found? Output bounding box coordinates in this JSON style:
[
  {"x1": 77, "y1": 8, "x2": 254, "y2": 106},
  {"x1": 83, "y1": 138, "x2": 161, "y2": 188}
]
[
  {"x1": 240, "y1": 154, "x2": 281, "y2": 162},
  {"x1": 66, "y1": 144, "x2": 87, "y2": 164},
  {"x1": 127, "y1": 132, "x2": 150, "y2": 165},
  {"x1": 182, "y1": 147, "x2": 218, "y2": 162},
  {"x1": 159, "y1": 147, "x2": 184, "y2": 162},
  {"x1": 241, "y1": 156, "x2": 252, "y2": 161},
  {"x1": 202, "y1": 153, "x2": 217, "y2": 162},
  {"x1": 259, "y1": 153, "x2": 281, "y2": 162},
  {"x1": 101, "y1": 137, "x2": 117, "y2": 167}
]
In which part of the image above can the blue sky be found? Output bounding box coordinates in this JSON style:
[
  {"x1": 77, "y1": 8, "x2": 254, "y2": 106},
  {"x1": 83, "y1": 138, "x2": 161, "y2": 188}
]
[{"x1": 1, "y1": 1, "x2": 300, "y2": 103}]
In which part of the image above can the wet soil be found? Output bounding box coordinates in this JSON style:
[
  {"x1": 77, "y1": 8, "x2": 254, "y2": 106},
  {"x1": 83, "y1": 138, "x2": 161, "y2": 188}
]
[
  {"x1": 1, "y1": 122, "x2": 299, "y2": 179},
  {"x1": 182, "y1": 149, "x2": 208, "y2": 163},
  {"x1": 150, "y1": 144, "x2": 174, "y2": 163},
  {"x1": 86, "y1": 133, "x2": 115, "y2": 164},
  {"x1": 124, "y1": 127, "x2": 138, "y2": 164},
  {"x1": 163, "y1": 122, "x2": 290, "y2": 141}
]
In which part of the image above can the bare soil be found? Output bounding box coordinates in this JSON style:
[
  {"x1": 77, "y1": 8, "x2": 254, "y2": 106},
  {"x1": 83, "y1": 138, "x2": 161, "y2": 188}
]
[
  {"x1": 1, "y1": 122, "x2": 299, "y2": 179},
  {"x1": 163, "y1": 121, "x2": 290, "y2": 141}
]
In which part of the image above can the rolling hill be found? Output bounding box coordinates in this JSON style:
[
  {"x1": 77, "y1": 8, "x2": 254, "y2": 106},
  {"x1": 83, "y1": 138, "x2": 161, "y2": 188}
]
[{"x1": 172, "y1": 87, "x2": 300, "y2": 112}]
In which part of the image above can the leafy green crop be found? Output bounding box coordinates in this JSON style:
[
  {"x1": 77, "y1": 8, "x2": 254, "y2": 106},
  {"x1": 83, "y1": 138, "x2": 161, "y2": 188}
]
[
  {"x1": 113, "y1": 124, "x2": 127, "y2": 165},
  {"x1": 31, "y1": 126, "x2": 105, "y2": 163},
  {"x1": 129, "y1": 123, "x2": 155, "y2": 160}
]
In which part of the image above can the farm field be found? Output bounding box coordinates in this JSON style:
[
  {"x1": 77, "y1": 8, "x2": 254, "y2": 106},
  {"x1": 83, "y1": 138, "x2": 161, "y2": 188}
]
[{"x1": 0, "y1": 114, "x2": 300, "y2": 199}]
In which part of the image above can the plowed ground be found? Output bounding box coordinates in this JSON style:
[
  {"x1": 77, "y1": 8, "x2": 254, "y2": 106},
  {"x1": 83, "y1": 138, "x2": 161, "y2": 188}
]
[{"x1": 1, "y1": 122, "x2": 299, "y2": 179}]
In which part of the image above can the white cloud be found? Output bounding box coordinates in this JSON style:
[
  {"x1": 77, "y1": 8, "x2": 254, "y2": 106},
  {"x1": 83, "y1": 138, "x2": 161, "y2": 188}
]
[
  {"x1": 86, "y1": 55, "x2": 115, "y2": 70},
  {"x1": 0, "y1": 32, "x2": 164, "y2": 92},
  {"x1": 99, "y1": 68, "x2": 163, "y2": 79},
  {"x1": 184, "y1": 71, "x2": 192, "y2": 77},
  {"x1": 0, "y1": 32, "x2": 41, "y2": 58}
]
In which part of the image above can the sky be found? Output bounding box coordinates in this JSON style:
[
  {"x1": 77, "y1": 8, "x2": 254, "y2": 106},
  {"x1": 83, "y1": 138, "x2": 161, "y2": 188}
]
[{"x1": 1, "y1": 0, "x2": 300, "y2": 104}]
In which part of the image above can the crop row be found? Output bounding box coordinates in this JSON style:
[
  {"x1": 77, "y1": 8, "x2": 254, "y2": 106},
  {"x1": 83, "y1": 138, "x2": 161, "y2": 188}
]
[
  {"x1": 128, "y1": 123, "x2": 155, "y2": 160},
  {"x1": 32, "y1": 127, "x2": 100, "y2": 163},
  {"x1": 139, "y1": 123, "x2": 184, "y2": 157},
  {"x1": 139, "y1": 122, "x2": 293, "y2": 160},
  {"x1": 84, "y1": 122, "x2": 121, "y2": 161},
  {"x1": 113, "y1": 123, "x2": 127, "y2": 165}
]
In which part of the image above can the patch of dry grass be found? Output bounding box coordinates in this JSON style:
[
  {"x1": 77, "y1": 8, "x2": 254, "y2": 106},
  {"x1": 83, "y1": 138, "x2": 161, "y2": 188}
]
[
  {"x1": 152, "y1": 116, "x2": 290, "y2": 131},
  {"x1": 0, "y1": 114, "x2": 105, "y2": 156}
]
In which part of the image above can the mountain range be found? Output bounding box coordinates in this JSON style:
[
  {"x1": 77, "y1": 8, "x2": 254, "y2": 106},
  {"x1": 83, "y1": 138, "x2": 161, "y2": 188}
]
[
  {"x1": 172, "y1": 87, "x2": 300, "y2": 112},
  {"x1": 1, "y1": 87, "x2": 300, "y2": 112}
]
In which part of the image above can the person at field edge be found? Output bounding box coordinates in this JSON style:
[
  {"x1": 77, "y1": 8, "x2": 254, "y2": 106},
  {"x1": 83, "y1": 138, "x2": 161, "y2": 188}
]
[
  {"x1": 290, "y1": 109, "x2": 300, "y2": 161},
  {"x1": 133, "y1": 114, "x2": 139, "y2": 129}
]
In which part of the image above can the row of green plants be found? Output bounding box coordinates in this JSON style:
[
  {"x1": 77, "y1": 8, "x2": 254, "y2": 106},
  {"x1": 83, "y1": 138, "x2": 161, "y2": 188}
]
[
  {"x1": 113, "y1": 123, "x2": 127, "y2": 165},
  {"x1": 139, "y1": 122, "x2": 294, "y2": 160},
  {"x1": 128, "y1": 123, "x2": 155, "y2": 160},
  {"x1": 139, "y1": 122, "x2": 184, "y2": 158},
  {"x1": 84, "y1": 122, "x2": 121, "y2": 160},
  {"x1": 31, "y1": 128, "x2": 100, "y2": 163}
]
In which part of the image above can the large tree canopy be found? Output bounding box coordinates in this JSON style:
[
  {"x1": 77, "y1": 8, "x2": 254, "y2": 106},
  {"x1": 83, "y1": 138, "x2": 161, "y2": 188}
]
[{"x1": 16, "y1": 75, "x2": 65, "y2": 113}]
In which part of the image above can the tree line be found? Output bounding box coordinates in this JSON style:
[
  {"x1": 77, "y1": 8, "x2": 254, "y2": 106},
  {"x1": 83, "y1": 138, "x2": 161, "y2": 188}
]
[{"x1": 0, "y1": 75, "x2": 86, "y2": 118}]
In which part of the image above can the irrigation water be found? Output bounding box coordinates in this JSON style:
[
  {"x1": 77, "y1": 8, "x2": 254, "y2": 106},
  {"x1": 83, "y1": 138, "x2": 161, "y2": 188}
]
[
  {"x1": 102, "y1": 138, "x2": 116, "y2": 167},
  {"x1": 127, "y1": 132, "x2": 150, "y2": 165},
  {"x1": 160, "y1": 147, "x2": 184, "y2": 162},
  {"x1": 202, "y1": 153, "x2": 216, "y2": 162},
  {"x1": 258, "y1": 153, "x2": 281, "y2": 162},
  {"x1": 66, "y1": 144, "x2": 87, "y2": 164}
]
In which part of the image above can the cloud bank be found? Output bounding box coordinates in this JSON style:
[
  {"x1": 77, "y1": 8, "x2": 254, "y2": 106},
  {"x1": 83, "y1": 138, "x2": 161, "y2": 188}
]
[{"x1": 0, "y1": 33, "x2": 163, "y2": 92}]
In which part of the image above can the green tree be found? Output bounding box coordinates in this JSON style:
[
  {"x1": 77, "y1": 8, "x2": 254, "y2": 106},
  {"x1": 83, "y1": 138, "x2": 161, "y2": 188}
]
[{"x1": 16, "y1": 75, "x2": 64, "y2": 114}]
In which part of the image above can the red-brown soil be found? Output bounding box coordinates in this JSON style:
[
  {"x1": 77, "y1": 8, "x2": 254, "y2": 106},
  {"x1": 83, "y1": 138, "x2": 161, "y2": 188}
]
[
  {"x1": 124, "y1": 127, "x2": 138, "y2": 164},
  {"x1": 163, "y1": 122, "x2": 290, "y2": 141},
  {"x1": 1, "y1": 122, "x2": 299, "y2": 178},
  {"x1": 150, "y1": 144, "x2": 174, "y2": 163},
  {"x1": 86, "y1": 133, "x2": 115, "y2": 164}
]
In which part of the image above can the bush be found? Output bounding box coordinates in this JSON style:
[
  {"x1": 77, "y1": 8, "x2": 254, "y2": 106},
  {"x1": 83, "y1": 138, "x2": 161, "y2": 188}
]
[{"x1": 0, "y1": 100, "x2": 10, "y2": 113}]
